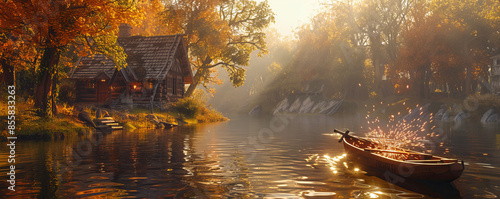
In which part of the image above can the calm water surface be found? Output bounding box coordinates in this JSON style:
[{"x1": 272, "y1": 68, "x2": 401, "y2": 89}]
[{"x1": 1, "y1": 114, "x2": 499, "y2": 198}]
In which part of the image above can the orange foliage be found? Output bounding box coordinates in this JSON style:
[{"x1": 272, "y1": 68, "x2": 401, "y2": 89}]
[
  {"x1": 132, "y1": 0, "x2": 169, "y2": 36},
  {"x1": 0, "y1": 0, "x2": 143, "y2": 116},
  {"x1": 0, "y1": 0, "x2": 142, "y2": 55}
]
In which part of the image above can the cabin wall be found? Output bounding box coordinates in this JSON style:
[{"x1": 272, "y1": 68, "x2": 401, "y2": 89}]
[
  {"x1": 129, "y1": 81, "x2": 152, "y2": 104},
  {"x1": 164, "y1": 72, "x2": 184, "y2": 102},
  {"x1": 75, "y1": 80, "x2": 97, "y2": 102},
  {"x1": 74, "y1": 50, "x2": 190, "y2": 105},
  {"x1": 75, "y1": 74, "x2": 186, "y2": 105},
  {"x1": 75, "y1": 77, "x2": 127, "y2": 104},
  {"x1": 109, "y1": 76, "x2": 127, "y2": 101}
]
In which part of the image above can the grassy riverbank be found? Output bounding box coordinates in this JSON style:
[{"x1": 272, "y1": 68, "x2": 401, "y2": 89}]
[
  {"x1": 0, "y1": 96, "x2": 228, "y2": 140},
  {"x1": 0, "y1": 100, "x2": 90, "y2": 140}
]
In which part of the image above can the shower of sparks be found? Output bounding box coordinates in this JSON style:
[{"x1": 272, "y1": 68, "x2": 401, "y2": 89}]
[{"x1": 362, "y1": 104, "x2": 436, "y2": 160}]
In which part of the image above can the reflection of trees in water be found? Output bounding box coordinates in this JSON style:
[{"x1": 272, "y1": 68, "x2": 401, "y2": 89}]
[
  {"x1": 42, "y1": 126, "x2": 254, "y2": 198},
  {"x1": 4, "y1": 118, "x2": 496, "y2": 198},
  {"x1": 36, "y1": 143, "x2": 59, "y2": 198},
  {"x1": 47, "y1": 129, "x2": 192, "y2": 198},
  {"x1": 178, "y1": 126, "x2": 256, "y2": 198},
  {"x1": 0, "y1": 139, "x2": 70, "y2": 197}
]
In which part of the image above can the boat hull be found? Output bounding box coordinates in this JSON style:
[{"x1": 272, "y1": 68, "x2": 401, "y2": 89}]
[{"x1": 342, "y1": 136, "x2": 464, "y2": 182}]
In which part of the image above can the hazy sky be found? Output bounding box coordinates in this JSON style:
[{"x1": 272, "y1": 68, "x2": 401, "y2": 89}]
[{"x1": 257, "y1": 0, "x2": 322, "y2": 37}]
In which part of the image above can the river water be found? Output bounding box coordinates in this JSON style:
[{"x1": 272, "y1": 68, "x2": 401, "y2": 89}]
[{"x1": 1, "y1": 114, "x2": 499, "y2": 198}]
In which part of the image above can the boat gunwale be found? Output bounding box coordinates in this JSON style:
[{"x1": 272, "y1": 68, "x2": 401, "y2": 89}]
[{"x1": 343, "y1": 135, "x2": 460, "y2": 166}]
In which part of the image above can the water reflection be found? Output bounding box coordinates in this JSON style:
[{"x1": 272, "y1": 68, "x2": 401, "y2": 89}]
[{"x1": 0, "y1": 114, "x2": 499, "y2": 198}]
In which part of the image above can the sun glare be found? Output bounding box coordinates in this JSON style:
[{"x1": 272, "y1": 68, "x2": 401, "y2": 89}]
[{"x1": 257, "y1": 0, "x2": 322, "y2": 36}]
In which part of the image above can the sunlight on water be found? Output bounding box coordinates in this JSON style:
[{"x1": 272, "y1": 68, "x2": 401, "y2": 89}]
[{"x1": 0, "y1": 115, "x2": 498, "y2": 198}]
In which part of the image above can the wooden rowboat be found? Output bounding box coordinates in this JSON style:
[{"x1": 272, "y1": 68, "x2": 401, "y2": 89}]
[{"x1": 334, "y1": 129, "x2": 464, "y2": 182}]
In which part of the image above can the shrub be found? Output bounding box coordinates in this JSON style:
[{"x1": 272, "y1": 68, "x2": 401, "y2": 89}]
[
  {"x1": 168, "y1": 94, "x2": 228, "y2": 123},
  {"x1": 170, "y1": 98, "x2": 201, "y2": 119},
  {"x1": 196, "y1": 105, "x2": 227, "y2": 123},
  {"x1": 58, "y1": 80, "x2": 76, "y2": 103}
]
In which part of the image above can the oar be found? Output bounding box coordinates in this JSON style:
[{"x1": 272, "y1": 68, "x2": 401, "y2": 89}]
[{"x1": 333, "y1": 129, "x2": 350, "y2": 143}]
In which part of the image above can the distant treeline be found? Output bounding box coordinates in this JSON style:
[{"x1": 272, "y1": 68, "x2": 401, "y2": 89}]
[{"x1": 256, "y1": 0, "x2": 500, "y2": 107}]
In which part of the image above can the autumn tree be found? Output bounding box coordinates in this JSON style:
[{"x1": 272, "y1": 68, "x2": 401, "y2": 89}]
[
  {"x1": 327, "y1": 0, "x2": 416, "y2": 94},
  {"x1": 161, "y1": 0, "x2": 275, "y2": 96},
  {"x1": 431, "y1": 0, "x2": 500, "y2": 95},
  {"x1": 391, "y1": 0, "x2": 500, "y2": 98},
  {"x1": 394, "y1": 12, "x2": 454, "y2": 98},
  {"x1": 0, "y1": 33, "x2": 39, "y2": 86},
  {"x1": 132, "y1": 0, "x2": 170, "y2": 37},
  {"x1": 0, "y1": 0, "x2": 141, "y2": 116},
  {"x1": 255, "y1": 9, "x2": 369, "y2": 102}
]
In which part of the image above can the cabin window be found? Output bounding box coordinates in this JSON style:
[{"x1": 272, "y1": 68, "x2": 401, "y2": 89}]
[
  {"x1": 148, "y1": 82, "x2": 153, "y2": 90},
  {"x1": 131, "y1": 83, "x2": 142, "y2": 91}
]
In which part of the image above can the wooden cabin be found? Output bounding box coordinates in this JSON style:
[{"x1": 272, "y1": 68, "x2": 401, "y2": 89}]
[{"x1": 69, "y1": 34, "x2": 193, "y2": 107}]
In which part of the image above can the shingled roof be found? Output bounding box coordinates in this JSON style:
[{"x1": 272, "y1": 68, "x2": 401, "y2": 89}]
[{"x1": 69, "y1": 34, "x2": 193, "y2": 83}]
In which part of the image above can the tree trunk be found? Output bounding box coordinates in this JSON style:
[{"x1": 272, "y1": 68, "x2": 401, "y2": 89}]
[
  {"x1": 414, "y1": 68, "x2": 426, "y2": 99},
  {"x1": 0, "y1": 58, "x2": 15, "y2": 86},
  {"x1": 465, "y1": 64, "x2": 472, "y2": 96},
  {"x1": 34, "y1": 47, "x2": 60, "y2": 117},
  {"x1": 51, "y1": 66, "x2": 59, "y2": 115},
  {"x1": 462, "y1": 43, "x2": 474, "y2": 96},
  {"x1": 184, "y1": 71, "x2": 200, "y2": 97},
  {"x1": 423, "y1": 68, "x2": 431, "y2": 99},
  {"x1": 184, "y1": 56, "x2": 213, "y2": 97},
  {"x1": 369, "y1": 34, "x2": 383, "y2": 93}
]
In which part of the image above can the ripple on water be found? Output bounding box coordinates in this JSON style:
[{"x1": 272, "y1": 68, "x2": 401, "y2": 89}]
[
  {"x1": 6, "y1": 118, "x2": 499, "y2": 198},
  {"x1": 88, "y1": 182, "x2": 124, "y2": 187},
  {"x1": 264, "y1": 193, "x2": 301, "y2": 199},
  {"x1": 376, "y1": 188, "x2": 405, "y2": 194},
  {"x1": 76, "y1": 188, "x2": 126, "y2": 198},
  {"x1": 474, "y1": 190, "x2": 498, "y2": 198},
  {"x1": 301, "y1": 190, "x2": 337, "y2": 197},
  {"x1": 396, "y1": 193, "x2": 425, "y2": 198},
  {"x1": 295, "y1": 181, "x2": 328, "y2": 186},
  {"x1": 127, "y1": 177, "x2": 148, "y2": 180},
  {"x1": 89, "y1": 176, "x2": 110, "y2": 180},
  {"x1": 353, "y1": 182, "x2": 372, "y2": 189}
]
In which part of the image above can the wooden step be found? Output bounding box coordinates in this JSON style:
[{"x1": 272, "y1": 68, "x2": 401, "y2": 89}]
[
  {"x1": 105, "y1": 123, "x2": 119, "y2": 126},
  {"x1": 96, "y1": 125, "x2": 109, "y2": 129},
  {"x1": 99, "y1": 120, "x2": 116, "y2": 124},
  {"x1": 111, "y1": 126, "x2": 123, "y2": 130},
  {"x1": 101, "y1": 117, "x2": 114, "y2": 120}
]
